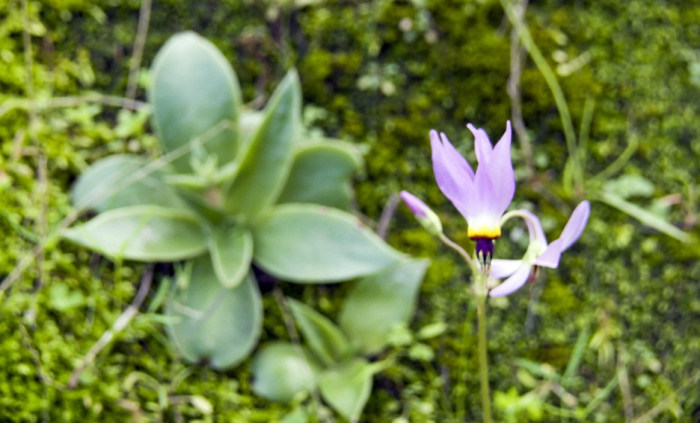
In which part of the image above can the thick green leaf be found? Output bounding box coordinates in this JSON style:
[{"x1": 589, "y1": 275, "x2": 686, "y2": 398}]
[
  {"x1": 598, "y1": 192, "x2": 690, "y2": 242},
  {"x1": 208, "y1": 226, "x2": 253, "y2": 288},
  {"x1": 277, "y1": 142, "x2": 362, "y2": 210},
  {"x1": 239, "y1": 109, "x2": 265, "y2": 144},
  {"x1": 281, "y1": 408, "x2": 309, "y2": 423},
  {"x1": 318, "y1": 358, "x2": 374, "y2": 422},
  {"x1": 166, "y1": 256, "x2": 262, "y2": 369},
  {"x1": 71, "y1": 155, "x2": 185, "y2": 212},
  {"x1": 339, "y1": 259, "x2": 429, "y2": 354},
  {"x1": 252, "y1": 204, "x2": 403, "y2": 283},
  {"x1": 287, "y1": 298, "x2": 350, "y2": 366},
  {"x1": 223, "y1": 69, "x2": 301, "y2": 219},
  {"x1": 62, "y1": 206, "x2": 207, "y2": 261},
  {"x1": 251, "y1": 342, "x2": 321, "y2": 403},
  {"x1": 148, "y1": 31, "x2": 241, "y2": 173}
]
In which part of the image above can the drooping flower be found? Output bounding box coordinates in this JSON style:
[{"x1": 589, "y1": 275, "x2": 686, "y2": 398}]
[
  {"x1": 400, "y1": 190, "x2": 443, "y2": 236},
  {"x1": 489, "y1": 201, "x2": 591, "y2": 297},
  {"x1": 430, "y1": 122, "x2": 515, "y2": 262}
]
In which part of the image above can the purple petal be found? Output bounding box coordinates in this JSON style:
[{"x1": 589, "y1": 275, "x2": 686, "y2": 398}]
[
  {"x1": 400, "y1": 191, "x2": 428, "y2": 217},
  {"x1": 489, "y1": 263, "x2": 532, "y2": 297},
  {"x1": 519, "y1": 209, "x2": 547, "y2": 243},
  {"x1": 471, "y1": 160, "x2": 501, "y2": 220},
  {"x1": 484, "y1": 121, "x2": 515, "y2": 215},
  {"x1": 534, "y1": 238, "x2": 563, "y2": 268},
  {"x1": 558, "y1": 201, "x2": 591, "y2": 251},
  {"x1": 467, "y1": 123, "x2": 493, "y2": 164},
  {"x1": 430, "y1": 130, "x2": 474, "y2": 218},
  {"x1": 490, "y1": 259, "x2": 523, "y2": 278}
]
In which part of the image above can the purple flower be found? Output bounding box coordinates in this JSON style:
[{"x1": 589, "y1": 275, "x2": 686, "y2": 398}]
[
  {"x1": 489, "y1": 201, "x2": 591, "y2": 297},
  {"x1": 400, "y1": 191, "x2": 443, "y2": 235},
  {"x1": 431, "y1": 122, "x2": 515, "y2": 259}
]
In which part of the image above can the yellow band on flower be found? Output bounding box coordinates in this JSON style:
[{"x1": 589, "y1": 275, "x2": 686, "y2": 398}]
[{"x1": 468, "y1": 226, "x2": 501, "y2": 240}]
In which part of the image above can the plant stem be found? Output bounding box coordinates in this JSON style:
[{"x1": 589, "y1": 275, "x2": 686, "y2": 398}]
[
  {"x1": 475, "y1": 271, "x2": 492, "y2": 423},
  {"x1": 438, "y1": 233, "x2": 477, "y2": 274}
]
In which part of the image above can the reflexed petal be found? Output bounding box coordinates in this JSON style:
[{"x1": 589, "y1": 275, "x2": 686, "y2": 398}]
[
  {"x1": 534, "y1": 238, "x2": 563, "y2": 268},
  {"x1": 520, "y1": 210, "x2": 547, "y2": 243},
  {"x1": 400, "y1": 191, "x2": 428, "y2": 217},
  {"x1": 489, "y1": 263, "x2": 532, "y2": 297},
  {"x1": 490, "y1": 259, "x2": 523, "y2": 278},
  {"x1": 431, "y1": 130, "x2": 474, "y2": 217},
  {"x1": 467, "y1": 124, "x2": 493, "y2": 164},
  {"x1": 558, "y1": 201, "x2": 591, "y2": 251}
]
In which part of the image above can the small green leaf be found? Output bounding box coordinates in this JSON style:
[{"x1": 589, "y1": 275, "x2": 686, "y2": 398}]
[
  {"x1": 166, "y1": 256, "x2": 262, "y2": 369},
  {"x1": 224, "y1": 69, "x2": 301, "y2": 219},
  {"x1": 48, "y1": 283, "x2": 85, "y2": 311},
  {"x1": 287, "y1": 298, "x2": 350, "y2": 366},
  {"x1": 318, "y1": 358, "x2": 374, "y2": 422},
  {"x1": 339, "y1": 259, "x2": 429, "y2": 354},
  {"x1": 175, "y1": 187, "x2": 229, "y2": 225},
  {"x1": 277, "y1": 142, "x2": 362, "y2": 210},
  {"x1": 251, "y1": 342, "x2": 321, "y2": 403},
  {"x1": 598, "y1": 192, "x2": 690, "y2": 242},
  {"x1": 252, "y1": 204, "x2": 403, "y2": 283},
  {"x1": 562, "y1": 328, "x2": 591, "y2": 383},
  {"x1": 62, "y1": 206, "x2": 207, "y2": 262},
  {"x1": 148, "y1": 31, "x2": 241, "y2": 173},
  {"x1": 71, "y1": 155, "x2": 185, "y2": 212},
  {"x1": 208, "y1": 227, "x2": 253, "y2": 288},
  {"x1": 603, "y1": 174, "x2": 655, "y2": 199}
]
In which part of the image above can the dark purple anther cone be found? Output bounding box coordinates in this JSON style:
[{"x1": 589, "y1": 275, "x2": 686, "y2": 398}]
[{"x1": 475, "y1": 238, "x2": 494, "y2": 266}]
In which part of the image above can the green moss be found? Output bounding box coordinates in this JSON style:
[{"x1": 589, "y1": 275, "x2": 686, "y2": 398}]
[{"x1": 2, "y1": 0, "x2": 700, "y2": 420}]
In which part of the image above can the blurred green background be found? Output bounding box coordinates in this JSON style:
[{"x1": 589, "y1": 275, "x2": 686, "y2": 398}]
[{"x1": 1, "y1": 0, "x2": 699, "y2": 421}]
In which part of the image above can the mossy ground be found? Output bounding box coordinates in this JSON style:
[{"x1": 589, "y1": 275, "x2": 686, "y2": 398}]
[{"x1": 1, "y1": 0, "x2": 699, "y2": 421}]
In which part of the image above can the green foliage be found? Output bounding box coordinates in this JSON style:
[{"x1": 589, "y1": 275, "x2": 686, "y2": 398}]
[
  {"x1": 252, "y1": 204, "x2": 404, "y2": 283},
  {"x1": 62, "y1": 206, "x2": 208, "y2": 261},
  {"x1": 2, "y1": 0, "x2": 700, "y2": 420},
  {"x1": 250, "y1": 259, "x2": 429, "y2": 420},
  {"x1": 166, "y1": 257, "x2": 262, "y2": 369},
  {"x1": 148, "y1": 31, "x2": 241, "y2": 174}
]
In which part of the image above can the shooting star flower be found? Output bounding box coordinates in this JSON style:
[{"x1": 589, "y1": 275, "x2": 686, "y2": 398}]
[
  {"x1": 489, "y1": 201, "x2": 591, "y2": 297},
  {"x1": 431, "y1": 122, "x2": 515, "y2": 264}
]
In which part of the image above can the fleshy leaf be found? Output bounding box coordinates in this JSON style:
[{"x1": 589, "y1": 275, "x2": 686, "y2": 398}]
[
  {"x1": 166, "y1": 256, "x2": 262, "y2": 369},
  {"x1": 277, "y1": 142, "x2": 362, "y2": 210},
  {"x1": 287, "y1": 298, "x2": 350, "y2": 366},
  {"x1": 148, "y1": 31, "x2": 241, "y2": 173},
  {"x1": 62, "y1": 206, "x2": 207, "y2": 262},
  {"x1": 208, "y1": 226, "x2": 253, "y2": 288},
  {"x1": 223, "y1": 69, "x2": 301, "y2": 219},
  {"x1": 252, "y1": 204, "x2": 403, "y2": 283},
  {"x1": 71, "y1": 155, "x2": 185, "y2": 212},
  {"x1": 251, "y1": 342, "x2": 321, "y2": 403},
  {"x1": 318, "y1": 358, "x2": 374, "y2": 422},
  {"x1": 281, "y1": 408, "x2": 309, "y2": 423},
  {"x1": 338, "y1": 259, "x2": 429, "y2": 354}
]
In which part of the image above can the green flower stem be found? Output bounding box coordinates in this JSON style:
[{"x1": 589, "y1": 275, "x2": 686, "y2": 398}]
[
  {"x1": 438, "y1": 233, "x2": 477, "y2": 275},
  {"x1": 476, "y1": 273, "x2": 492, "y2": 423},
  {"x1": 438, "y1": 233, "x2": 492, "y2": 421}
]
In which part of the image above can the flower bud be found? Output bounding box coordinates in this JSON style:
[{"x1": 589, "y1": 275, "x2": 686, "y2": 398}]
[{"x1": 400, "y1": 191, "x2": 443, "y2": 236}]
